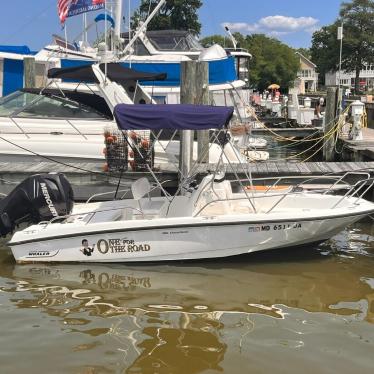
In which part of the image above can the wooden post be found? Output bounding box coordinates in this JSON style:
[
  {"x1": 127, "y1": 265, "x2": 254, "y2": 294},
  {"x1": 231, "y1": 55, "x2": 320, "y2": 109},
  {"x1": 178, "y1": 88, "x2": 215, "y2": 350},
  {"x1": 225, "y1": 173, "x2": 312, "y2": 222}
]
[
  {"x1": 196, "y1": 62, "x2": 209, "y2": 163},
  {"x1": 323, "y1": 86, "x2": 338, "y2": 161},
  {"x1": 180, "y1": 60, "x2": 210, "y2": 182},
  {"x1": 24, "y1": 57, "x2": 36, "y2": 89}
]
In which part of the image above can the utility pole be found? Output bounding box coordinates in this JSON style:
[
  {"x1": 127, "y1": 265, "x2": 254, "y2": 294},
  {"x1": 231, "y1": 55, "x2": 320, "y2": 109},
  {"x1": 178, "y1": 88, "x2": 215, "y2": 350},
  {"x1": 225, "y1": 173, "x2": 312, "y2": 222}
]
[{"x1": 337, "y1": 22, "x2": 343, "y2": 91}]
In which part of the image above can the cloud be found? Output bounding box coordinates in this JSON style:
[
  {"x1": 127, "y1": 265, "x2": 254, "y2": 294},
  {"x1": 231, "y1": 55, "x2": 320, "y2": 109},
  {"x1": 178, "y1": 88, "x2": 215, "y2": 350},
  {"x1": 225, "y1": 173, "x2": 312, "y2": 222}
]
[
  {"x1": 222, "y1": 15, "x2": 319, "y2": 36},
  {"x1": 259, "y1": 16, "x2": 318, "y2": 31}
]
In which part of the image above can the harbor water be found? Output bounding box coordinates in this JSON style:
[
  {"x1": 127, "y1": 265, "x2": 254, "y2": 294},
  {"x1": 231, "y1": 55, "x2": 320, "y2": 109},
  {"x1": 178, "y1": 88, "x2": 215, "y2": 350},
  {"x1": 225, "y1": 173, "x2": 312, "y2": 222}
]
[{"x1": 0, "y1": 220, "x2": 373, "y2": 373}]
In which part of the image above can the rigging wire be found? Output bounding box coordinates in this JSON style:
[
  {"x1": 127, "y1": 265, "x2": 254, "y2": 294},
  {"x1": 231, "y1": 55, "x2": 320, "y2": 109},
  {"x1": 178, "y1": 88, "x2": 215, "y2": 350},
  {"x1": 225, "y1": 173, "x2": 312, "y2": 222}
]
[
  {"x1": 2, "y1": 2, "x2": 56, "y2": 44},
  {"x1": 0, "y1": 135, "x2": 131, "y2": 184}
]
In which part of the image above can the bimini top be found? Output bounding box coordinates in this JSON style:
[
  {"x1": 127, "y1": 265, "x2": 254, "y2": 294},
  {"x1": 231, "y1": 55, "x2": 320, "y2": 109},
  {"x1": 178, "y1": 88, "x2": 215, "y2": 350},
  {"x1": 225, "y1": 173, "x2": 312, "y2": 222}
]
[
  {"x1": 48, "y1": 63, "x2": 167, "y2": 83},
  {"x1": 114, "y1": 104, "x2": 234, "y2": 130}
]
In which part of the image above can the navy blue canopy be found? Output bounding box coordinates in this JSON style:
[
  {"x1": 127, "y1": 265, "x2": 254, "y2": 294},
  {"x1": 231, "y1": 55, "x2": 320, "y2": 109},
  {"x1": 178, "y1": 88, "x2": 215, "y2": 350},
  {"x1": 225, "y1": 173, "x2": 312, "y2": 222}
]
[
  {"x1": 114, "y1": 104, "x2": 234, "y2": 131},
  {"x1": 0, "y1": 45, "x2": 33, "y2": 55}
]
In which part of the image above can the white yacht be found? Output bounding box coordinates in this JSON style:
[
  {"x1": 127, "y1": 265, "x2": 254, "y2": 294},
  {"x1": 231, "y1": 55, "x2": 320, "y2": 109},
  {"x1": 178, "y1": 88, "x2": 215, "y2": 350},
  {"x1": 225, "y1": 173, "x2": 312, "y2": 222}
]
[{"x1": 0, "y1": 63, "x2": 263, "y2": 165}]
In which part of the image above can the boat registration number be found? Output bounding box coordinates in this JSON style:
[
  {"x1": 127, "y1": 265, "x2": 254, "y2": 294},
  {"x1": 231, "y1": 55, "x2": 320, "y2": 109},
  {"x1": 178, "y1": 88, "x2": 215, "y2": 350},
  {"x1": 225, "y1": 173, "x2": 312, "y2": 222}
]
[{"x1": 248, "y1": 223, "x2": 302, "y2": 232}]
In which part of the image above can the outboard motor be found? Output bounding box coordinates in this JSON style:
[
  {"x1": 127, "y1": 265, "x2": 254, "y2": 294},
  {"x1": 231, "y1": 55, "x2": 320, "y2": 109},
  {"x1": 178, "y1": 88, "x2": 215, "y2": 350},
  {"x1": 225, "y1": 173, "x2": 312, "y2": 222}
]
[{"x1": 0, "y1": 173, "x2": 74, "y2": 236}]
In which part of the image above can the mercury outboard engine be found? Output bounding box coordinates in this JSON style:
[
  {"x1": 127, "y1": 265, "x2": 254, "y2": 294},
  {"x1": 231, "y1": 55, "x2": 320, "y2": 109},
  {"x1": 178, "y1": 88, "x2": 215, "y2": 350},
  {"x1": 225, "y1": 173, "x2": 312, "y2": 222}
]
[{"x1": 0, "y1": 173, "x2": 74, "y2": 236}]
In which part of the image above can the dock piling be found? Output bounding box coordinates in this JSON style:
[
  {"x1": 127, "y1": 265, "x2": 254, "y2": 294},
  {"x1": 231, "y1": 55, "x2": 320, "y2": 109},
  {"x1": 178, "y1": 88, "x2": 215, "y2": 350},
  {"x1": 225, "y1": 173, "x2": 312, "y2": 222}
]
[
  {"x1": 24, "y1": 57, "x2": 36, "y2": 89},
  {"x1": 180, "y1": 60, "x2": 210, "y2": 183},
  {"x1": 323, "y1": 87, "x2": 338, "y2": 161}
]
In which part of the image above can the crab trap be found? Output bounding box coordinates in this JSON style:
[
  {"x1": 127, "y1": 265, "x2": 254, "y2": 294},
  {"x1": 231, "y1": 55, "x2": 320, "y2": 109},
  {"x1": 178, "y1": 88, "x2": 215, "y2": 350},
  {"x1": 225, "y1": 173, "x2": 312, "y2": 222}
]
[
  {"x1": 103, "y1": 128, "x2": 128, "y2": 172},
  {"x1": 128, "y1": 130, "x2": 155, "y2": 172}
]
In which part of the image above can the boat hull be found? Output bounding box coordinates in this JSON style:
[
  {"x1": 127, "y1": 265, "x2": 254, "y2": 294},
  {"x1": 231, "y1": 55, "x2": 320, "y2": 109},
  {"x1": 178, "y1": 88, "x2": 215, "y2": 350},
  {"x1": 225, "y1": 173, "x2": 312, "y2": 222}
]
[{"x1": 9, "y1": 214, "x2": 367, "y2": 263}]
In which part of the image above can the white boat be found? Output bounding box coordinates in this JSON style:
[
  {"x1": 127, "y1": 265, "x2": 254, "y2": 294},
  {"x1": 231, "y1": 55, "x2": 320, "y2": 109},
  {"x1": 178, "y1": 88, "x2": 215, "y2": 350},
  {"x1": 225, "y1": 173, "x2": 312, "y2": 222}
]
[
  {"x1": 0, "y1": 63, "x2": 156, "y2": 163},
  {"x1": 0, "y1": 63, "x2": 262, "y2": 166},
  {"x1": 5, "y1": 103, "x2": 374, "y2": 263}
]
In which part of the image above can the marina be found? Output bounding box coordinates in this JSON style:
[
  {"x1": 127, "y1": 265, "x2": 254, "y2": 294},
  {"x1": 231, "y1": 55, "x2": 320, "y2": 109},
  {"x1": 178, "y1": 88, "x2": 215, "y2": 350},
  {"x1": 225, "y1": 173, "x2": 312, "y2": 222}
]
[{"x1": 0, "y1": 0, "x2": 374, "y2": 372}]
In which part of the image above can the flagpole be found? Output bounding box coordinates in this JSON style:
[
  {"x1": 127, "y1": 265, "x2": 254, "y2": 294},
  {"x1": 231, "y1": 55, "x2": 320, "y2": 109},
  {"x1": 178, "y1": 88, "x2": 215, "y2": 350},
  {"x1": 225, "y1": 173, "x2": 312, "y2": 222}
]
[
  {"x1": 83, "y1": 13, "x2": 88, "y2": 45},
  {"x1": 64, "y1": 24, "x2": 68, "y2": 52},
  {"x1": 128, "y1": 0, "x2": 131, "y2": 67},
  {"x1": 104, "y1": 0, "x2": 108, "y2": 81}
]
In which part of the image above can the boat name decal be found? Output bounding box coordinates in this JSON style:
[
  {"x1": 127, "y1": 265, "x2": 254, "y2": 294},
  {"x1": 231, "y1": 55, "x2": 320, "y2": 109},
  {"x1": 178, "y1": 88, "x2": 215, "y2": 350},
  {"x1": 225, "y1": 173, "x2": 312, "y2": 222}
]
[
  {"x1": 28, "y1": 251, "x2": 51, "y2": 257},
  {"x1": 97, "y1": 238, "x2": 151, "y2": 254},
  {"x1": 40, "y1": 183, "x2": 58, "y2": 217},
  {"x1": 248, "y1": 223, "x2": 302, "y2": 232}
]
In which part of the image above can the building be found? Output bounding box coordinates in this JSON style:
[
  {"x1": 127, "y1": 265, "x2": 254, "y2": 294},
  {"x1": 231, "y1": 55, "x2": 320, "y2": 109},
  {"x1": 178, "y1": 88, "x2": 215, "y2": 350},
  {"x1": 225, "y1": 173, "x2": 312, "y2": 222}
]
[
  {"x1": 293, "y1": 52, "x2": 318, "y2": 94},
  {"x1": 325, "y1": 64, "x2": 374, "y2": 91}
]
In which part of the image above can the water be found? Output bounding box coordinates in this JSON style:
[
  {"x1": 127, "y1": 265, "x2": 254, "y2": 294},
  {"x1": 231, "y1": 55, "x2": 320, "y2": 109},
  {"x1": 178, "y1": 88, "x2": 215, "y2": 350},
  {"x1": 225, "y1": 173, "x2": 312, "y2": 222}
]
[
  {"x1": 0, "y1": 221, "x2": 373, "y2": 373},
  {"x1": 263, "y1": 134, "x2": 321, "y2": 161}
]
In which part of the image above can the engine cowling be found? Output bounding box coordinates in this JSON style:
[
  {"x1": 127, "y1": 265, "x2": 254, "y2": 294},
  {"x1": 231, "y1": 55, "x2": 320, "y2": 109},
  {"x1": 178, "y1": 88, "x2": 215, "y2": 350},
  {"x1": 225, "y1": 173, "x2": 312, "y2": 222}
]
[{"x1": 0, "y1": 173, "x2": 74, "y2": 236}]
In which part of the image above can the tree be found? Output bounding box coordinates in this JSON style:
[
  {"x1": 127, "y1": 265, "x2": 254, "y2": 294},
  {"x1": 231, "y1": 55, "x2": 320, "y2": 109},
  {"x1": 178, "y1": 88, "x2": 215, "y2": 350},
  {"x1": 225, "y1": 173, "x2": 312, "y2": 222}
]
[
  {"x1": 310, "y1": 23, "x2": 340, "y2": 85},
  {"x1": 201, "y1": 33, "x2": 298, "y2": 90},
  {"x1": 295, "y1": 48, "x2": 312, "y2": 60},
  {"x1": 131, "y1": 0, "x2": 202, "y2": 35},
  {"x1": 311, "y1": 0, "x2": 374, "y2": 92},
  {"x1": 245, "y1": 34, "x2": 299, "y2": 91}
]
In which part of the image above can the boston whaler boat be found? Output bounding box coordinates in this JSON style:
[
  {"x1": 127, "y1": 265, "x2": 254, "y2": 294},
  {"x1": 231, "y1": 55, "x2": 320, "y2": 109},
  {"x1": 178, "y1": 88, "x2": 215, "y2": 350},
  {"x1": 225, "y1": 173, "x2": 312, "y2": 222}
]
[{"x1": 3, "y1": 103, "x2": 374, "y2": 263}]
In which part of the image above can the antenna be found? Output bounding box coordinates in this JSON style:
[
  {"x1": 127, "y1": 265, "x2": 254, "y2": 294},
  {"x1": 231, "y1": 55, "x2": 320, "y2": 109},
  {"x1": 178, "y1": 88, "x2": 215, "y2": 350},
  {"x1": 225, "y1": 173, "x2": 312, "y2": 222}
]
[{"x1": 224, "y1": 25, "x2": 237, "y2": 49}]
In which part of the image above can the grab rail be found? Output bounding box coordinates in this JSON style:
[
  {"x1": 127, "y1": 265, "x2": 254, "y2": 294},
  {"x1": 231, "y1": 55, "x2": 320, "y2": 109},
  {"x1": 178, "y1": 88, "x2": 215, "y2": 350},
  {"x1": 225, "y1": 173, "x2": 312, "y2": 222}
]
[
  {"x1": 40, "y1": 205, "x2": 145, "y2": 228},
  {"x1": 194, "y1": 175, "x2": 374, "y2": 217},
  {"x1": 232, "y1": 171, "x2": 372, "y2": 196}
]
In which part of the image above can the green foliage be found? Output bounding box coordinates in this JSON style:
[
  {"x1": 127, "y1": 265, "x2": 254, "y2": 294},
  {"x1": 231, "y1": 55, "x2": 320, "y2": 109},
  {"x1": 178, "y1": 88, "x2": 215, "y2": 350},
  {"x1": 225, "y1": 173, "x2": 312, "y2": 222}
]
[
  {"x1": 201, "y1": 32, "x2": 299, "y2": 90},
  {"x1": 310, "y1": 23, "x2": 340, "y2": 83},
  {"x1": 295, "y1": 48, "x2": 312, "y2": 60},
  {"x1": 311, "y1": 0, "x2": 374, "y2": 92},
  {"x1": 131, "y1": 0, "x2": 202, "y2": 34},
  {"x1": 245, "y1": 34, "x2": 299, "y2": 91}
]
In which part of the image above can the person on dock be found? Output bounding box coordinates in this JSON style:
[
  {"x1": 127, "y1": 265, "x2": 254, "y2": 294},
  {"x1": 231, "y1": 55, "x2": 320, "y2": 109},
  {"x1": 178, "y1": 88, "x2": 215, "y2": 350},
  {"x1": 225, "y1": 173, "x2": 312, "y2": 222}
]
[{"x1": 314, "y1": 100, "x2": 323, "y2": 119}]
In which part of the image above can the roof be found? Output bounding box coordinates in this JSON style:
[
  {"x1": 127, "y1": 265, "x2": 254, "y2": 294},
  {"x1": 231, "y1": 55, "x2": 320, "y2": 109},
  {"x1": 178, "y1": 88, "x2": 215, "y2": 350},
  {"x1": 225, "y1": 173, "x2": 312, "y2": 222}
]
[
  {"x1": 47, "y1": 63, "x2": 167, "y2": 83},
  {"x1": 295, "y1": 51, "x2": 317, "y2": 68},
  {"x1": 114, "y1": 104, "x2": 234, "y2": 131}
]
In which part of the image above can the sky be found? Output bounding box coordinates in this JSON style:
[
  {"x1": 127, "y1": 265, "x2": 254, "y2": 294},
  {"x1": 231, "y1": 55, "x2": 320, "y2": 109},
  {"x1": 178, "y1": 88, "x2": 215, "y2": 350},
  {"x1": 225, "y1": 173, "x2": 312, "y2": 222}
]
[{"x1": 0, "y1": 0, "x2": 344, "y2": 50}]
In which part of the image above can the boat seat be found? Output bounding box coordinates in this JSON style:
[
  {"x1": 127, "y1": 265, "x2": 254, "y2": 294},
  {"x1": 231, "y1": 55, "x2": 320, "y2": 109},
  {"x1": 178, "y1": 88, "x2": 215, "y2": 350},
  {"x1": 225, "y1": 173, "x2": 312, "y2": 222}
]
[
  {"x1": 131, "y1": 177, "x2": 152, "y2": 217},
  {"x1": 131, "y1": 177, "x2": 151, "y2": 200},
  {"x1": 164, "y1": 196, "x2": 191, "y2": 217}
]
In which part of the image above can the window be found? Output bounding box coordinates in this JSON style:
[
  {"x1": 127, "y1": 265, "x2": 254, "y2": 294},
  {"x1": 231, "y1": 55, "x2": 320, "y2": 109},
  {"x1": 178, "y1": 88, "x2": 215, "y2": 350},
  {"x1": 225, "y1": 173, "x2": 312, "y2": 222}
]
[
  {"x1": 148, "y1": 33, "x2": 203, "y2": 52},
  {"x1": 0, "y1": 91, "x2": 108, "y2": 119},
  {"x1": 0, "y1": 91, "x2": 36, "y2": 117},
  {"x1": 133, "y1": 39, "x2": 150, "y2": 56}
]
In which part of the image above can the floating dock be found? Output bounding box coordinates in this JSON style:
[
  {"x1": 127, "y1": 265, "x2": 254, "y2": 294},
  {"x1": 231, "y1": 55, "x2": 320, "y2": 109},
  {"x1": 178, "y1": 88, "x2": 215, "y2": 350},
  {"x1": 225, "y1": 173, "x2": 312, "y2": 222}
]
[{"x1": 338, "y1": 128, "x2": 374, "y2": 161}]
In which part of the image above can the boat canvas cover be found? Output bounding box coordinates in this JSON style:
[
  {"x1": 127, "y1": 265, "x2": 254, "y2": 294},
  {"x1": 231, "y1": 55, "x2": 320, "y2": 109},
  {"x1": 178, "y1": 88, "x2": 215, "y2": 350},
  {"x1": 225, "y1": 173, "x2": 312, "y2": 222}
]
[
  {"x1": 48, "y1": 63, "x2": 167, "y2": 83},
  {"x1": 114, "y1": 104, "x2": 234, "y2": 130},
  {"x1": 0, "y1": 45, "x2": 33, "y2": 55}
]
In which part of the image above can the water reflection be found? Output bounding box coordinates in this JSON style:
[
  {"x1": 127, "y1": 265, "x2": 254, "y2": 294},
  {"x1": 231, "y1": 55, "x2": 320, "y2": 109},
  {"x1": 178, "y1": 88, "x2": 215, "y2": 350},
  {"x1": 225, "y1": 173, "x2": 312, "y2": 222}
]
[
  {"x1": 1, "y1": 247, "x2": 373, "y2": 321},
  {"x1": 0, "y1": 223, "x2": 373, "y2": 373}
]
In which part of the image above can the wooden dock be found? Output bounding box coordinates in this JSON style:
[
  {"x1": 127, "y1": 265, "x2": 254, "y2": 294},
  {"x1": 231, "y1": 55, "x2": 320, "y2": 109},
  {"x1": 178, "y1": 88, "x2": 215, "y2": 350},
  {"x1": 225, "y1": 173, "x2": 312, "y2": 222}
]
[
  {"x1": 339, "y1": 128, "x2": 374, "y2": 161},
  {"x1": 0, "y1": 161, "x2": 373, "y2": 201}
]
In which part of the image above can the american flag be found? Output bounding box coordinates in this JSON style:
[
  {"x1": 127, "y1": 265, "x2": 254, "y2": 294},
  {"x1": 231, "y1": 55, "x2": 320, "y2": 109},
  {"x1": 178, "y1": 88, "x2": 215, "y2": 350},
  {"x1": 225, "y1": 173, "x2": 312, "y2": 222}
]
[{"x1": 58, "y1": 0, "x2": 72, "y2": 24}]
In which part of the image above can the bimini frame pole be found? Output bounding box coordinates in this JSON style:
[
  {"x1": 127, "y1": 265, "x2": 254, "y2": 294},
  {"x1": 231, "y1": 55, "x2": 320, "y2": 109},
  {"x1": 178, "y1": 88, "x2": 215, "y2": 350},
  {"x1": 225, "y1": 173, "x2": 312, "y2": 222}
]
[{"x1": 122, "y1": 0, "x2": 166, "y2": 55}]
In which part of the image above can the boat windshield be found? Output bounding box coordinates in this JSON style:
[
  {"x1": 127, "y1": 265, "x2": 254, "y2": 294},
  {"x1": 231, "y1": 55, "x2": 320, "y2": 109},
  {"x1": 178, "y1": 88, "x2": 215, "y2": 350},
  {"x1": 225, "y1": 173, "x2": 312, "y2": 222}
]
[
  {"x1": 148, "y1": 33, "x2": 203, "y2": 52},
  {"x1": 0, "y1": 91, "x2": 109, "y2": 119}
]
